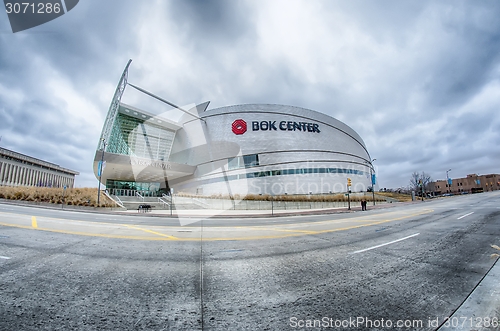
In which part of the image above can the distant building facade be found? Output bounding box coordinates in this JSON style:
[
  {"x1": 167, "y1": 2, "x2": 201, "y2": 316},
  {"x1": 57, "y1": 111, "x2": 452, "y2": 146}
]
[
  {"x1": 0, "y1": 147, "x2": 79, "y2": 188},
  {"x1": 429, "y1": 174, "x2": 500, "y2": 195}
]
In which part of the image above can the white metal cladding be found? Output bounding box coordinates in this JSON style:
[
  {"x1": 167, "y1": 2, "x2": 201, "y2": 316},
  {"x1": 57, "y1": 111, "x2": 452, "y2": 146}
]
[{"x1": 170, "y1": 104, "x2": 374, "y2": 195}]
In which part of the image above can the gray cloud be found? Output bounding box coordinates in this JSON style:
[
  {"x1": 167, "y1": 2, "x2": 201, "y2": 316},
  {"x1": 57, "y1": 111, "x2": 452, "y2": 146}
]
[{"x1": 1, "y1": 0, "x2": 499, "y2": 189}]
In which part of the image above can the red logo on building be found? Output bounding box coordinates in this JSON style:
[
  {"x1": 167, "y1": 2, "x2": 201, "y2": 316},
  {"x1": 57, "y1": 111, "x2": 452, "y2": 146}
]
[{"x1": 232, "y1": 119, "x2": 247, "y2": 135}]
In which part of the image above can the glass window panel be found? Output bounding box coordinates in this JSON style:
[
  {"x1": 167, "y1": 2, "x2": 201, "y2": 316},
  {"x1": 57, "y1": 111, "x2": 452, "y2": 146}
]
[{"x1": 107, "y1": 113, "x2": 175, "y2": 161}]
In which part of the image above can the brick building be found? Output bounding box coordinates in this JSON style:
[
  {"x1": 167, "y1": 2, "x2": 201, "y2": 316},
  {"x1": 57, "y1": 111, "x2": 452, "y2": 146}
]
[{"x1": 429, "y1": 174, "x2": 500, "y2": 195}]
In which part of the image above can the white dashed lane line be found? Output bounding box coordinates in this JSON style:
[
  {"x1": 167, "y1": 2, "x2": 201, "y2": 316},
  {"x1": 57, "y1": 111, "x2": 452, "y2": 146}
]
[
  {"x1": 351, "y1": 233, "x2": 420, "y2": 254},
  {"x1": 457, "y1": 212, "x2": 474, "y2": 220}
]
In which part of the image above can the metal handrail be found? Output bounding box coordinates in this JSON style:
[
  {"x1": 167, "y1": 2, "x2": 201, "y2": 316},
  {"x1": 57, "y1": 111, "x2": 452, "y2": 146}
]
[
  {"x1": 158, "y1": 197, "x2": 170, "y2": 208},
  {"x1": 103, "y1": 191, "x2": 125, "y2": 208},
  {"x1": 192, "y1": 198, "x2": 210, "y2": 208},
  {"x1": 136, "y1": 191, "x2": 144, "y2": 202},
  {"x1": 114, "y1": 195, "x2": 124, "y2": 207}
]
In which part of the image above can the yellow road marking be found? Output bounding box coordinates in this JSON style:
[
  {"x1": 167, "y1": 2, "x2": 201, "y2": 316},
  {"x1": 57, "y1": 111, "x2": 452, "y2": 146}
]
[
  {"x1": 312, "y1": 209, "x2": 434, "y2": 234},
  {"x1": 283, "y1": 209, "x2": 434, "y2": 227},
  {"x1": 0, "y1": 220, "x2": 389, "y2": 241},
  {"x1": 0, "y1": 211, "x2": 123, "y2": 227},
  {"x1": 31, "y1": 216, "x2": 37, "y2": 228},
  {"x1": 121, "y1": 224, "x2": 179, "y2": 240},
  {"x1": 0, "y1": 222, "x2": 172, "y2": 240},
  {"x1": 0, "y1": 209, "x2": 434, "y2": 241},
  {"x1": 235, "y1": 226, "x2": 319, "y2": 235}
]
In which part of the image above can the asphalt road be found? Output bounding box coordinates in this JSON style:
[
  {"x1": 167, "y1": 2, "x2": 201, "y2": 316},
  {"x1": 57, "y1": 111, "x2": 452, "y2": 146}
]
[{"x1": 0, "y1": 192, "x2": 499, "y2": 330}]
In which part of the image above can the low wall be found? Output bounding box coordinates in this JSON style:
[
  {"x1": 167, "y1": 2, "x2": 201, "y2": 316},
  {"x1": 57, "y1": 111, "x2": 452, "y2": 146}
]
[{"x1": 173, "y1": 196, "x2": 389, "y2": 210}]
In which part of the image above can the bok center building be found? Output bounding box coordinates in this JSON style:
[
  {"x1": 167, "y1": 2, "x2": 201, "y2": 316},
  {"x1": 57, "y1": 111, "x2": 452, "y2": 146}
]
[{"x1": 94, "y1": 62, "x2": 375, "y2": 197}]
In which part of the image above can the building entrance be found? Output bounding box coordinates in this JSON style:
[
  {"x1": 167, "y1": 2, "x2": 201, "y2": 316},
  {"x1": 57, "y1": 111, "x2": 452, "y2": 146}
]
[{"x1": 106, "y1": 180, "x2": 167, "y2": 197}]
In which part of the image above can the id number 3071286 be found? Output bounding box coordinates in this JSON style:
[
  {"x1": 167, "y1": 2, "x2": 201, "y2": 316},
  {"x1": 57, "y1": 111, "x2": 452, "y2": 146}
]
[
  {"x1": 442, "y1": 316, "x2": 498, "y2": 329},
  {"x1": 5, "y1": 2, "x2": 61, "y2": 14}
]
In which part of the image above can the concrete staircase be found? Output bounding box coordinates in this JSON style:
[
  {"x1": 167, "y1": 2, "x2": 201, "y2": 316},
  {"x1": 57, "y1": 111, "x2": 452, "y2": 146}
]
[
  {"x1": 113, "y1": 196, "x2": 170, "y2": 211},
  {"x1": 112, "y1": 195, "x2": 206, "y2": 211}
]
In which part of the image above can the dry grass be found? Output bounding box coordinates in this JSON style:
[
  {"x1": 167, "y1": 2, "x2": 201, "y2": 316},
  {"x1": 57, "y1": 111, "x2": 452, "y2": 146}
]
[
  {"x1": 0, "y1": 186, "x2": 116, "y2": 207},
  {"x1": 376, "y1": 192, "x2": 414, "y2": 202}
]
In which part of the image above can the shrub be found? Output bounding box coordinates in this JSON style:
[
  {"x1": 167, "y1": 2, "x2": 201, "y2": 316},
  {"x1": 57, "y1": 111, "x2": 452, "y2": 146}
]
[{"x1": 0, "y1": 186, "x2": 117, "y2": 207}]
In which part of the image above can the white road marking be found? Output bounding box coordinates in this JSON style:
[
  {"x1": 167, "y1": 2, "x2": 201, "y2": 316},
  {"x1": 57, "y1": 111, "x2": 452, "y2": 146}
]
[
  {"x1": 0, "y1": 255, "x2": 11, "y2": 259},
  {"x1": 352, "y1": 233, "x2": 420, "y2": 254},
  {"x1": 457, "y1": 212, "x2": 474, "y2": 220}
]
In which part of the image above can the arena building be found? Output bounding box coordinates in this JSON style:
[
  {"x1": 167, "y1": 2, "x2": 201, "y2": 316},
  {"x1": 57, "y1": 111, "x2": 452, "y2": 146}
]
[{"x1": 94, "y1": 61, "x2": 376, "y2": 198}]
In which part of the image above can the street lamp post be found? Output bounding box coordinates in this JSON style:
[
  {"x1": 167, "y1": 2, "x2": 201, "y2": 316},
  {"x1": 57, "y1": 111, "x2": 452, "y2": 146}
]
[
  {"x1": 365, "y1": 159, "x2": 376, "y2": 206},
  {"x1": 97, "y1": 138, "x2": 106, "y2": 206},
  {"x1": 446, "y1": 169, "x2": 451, "y2": 194}
]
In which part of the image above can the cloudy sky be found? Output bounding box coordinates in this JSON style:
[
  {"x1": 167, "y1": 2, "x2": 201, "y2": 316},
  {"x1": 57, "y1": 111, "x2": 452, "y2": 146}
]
[{"x1": 1, "y1": 0, "x2": 499, "y2": 189}]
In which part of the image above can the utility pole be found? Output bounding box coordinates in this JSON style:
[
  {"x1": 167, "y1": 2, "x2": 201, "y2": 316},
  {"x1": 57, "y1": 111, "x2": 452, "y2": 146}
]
[
  {"x1": 446, "y1": 169, "x2": 452, "y2": 194},
  {"x1": 347, "y1": 178, "x2": 352, "y2": 210},
  {"x1": 62, "y1": 185, "x2": 66, "y2": 209},
  {"x1": 97, "y1": 138, "x2": 106, "y2": 206},
  {"x1": 364, "y1": 159, "x2": 377, "y2": 205},
  {"x1": 170, "y1": 188, "x2": 173, "y2": 216},
  {"x1": 370, "y1": 159, "x2": 376, "y2": 206},
  {"x1": 419, "y1": 179, "x2": 424, "y2": 201}
]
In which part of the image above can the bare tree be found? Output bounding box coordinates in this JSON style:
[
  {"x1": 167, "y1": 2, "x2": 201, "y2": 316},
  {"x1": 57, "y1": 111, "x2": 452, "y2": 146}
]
[
  {"x1": 421, "y1": 172, "x2": 432, "y2": 190},
  {"x1": 409, "y1": 171, "x2": 433, "y2": 192},
  {"x1": 409, "y1": 172, "x2": 420, "y2": 191}
]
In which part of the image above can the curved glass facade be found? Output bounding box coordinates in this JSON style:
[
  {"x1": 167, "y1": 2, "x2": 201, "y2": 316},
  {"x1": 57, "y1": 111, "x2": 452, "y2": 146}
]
[{"x1": 108, "y1": 112, "x2": 175, "y2": 161}]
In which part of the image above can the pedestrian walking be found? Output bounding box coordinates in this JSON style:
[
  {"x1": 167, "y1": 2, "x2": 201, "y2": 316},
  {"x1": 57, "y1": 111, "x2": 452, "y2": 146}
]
[{"x1": 361, "y1": 199, "x2": 367, "y2": 211}]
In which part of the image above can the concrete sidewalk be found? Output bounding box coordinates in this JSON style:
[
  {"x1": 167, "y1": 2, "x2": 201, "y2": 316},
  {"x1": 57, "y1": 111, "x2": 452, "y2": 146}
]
[
  {"x1": 116, "y1": 202, "x2": 400, "y2": 218},
  {"x1": 0, "y1": 197, "x2": 415, "y2": 218},
  {"x1": 437, "y1": 257, "x2": 500, "y2": 331}
]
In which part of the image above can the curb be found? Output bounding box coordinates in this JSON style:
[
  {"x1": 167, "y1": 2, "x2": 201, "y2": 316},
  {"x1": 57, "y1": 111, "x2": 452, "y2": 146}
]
[
  {"x1": 436, "y1": 257, "x2": 500, "y2": 330},
  {"x1": 0, "y1": 198, "x2": 421, "y2": 219}
]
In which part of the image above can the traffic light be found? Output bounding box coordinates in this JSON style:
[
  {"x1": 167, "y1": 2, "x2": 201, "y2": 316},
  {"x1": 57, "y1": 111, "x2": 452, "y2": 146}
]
[{"x1": 347, "y1": 178, "x2": 352, "y2": 187}]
